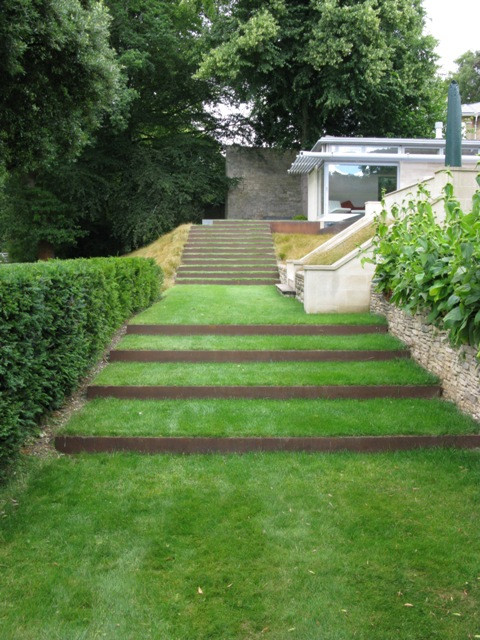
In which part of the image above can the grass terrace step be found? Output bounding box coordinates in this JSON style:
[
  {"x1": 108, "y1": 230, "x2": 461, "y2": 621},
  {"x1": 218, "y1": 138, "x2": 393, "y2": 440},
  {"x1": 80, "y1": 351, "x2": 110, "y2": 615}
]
[
  {"x1": 177, "y1": 272, "x2": 280, "y2": 279},
  {"x1": 176, "y1": 266, "x2": 279, "y2": 273},
  {"x1": 61, "y1": 398, "x2": 478, "y2": 437},
  {"x1": 176, "y1": 279, "x2": 280, "y2": 285},
  {"x1": 180, "y1": 258, "x2": 278, "y2": 264},
  {"x1": 129, "y1": 285, "x2": 386, "y2": 325},
  {"x1": 92, "y1": 360, "x2": 437, "y2": 387},
  {"x1": 116, "y1": 334, "x2": 405, "y2": 351}
]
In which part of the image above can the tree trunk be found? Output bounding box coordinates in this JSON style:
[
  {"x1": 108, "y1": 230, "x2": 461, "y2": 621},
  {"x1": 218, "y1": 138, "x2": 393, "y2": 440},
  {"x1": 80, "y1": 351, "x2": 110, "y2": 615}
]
[{"x1": 37, "y1": 241, "x2": 55, "y2": 261}]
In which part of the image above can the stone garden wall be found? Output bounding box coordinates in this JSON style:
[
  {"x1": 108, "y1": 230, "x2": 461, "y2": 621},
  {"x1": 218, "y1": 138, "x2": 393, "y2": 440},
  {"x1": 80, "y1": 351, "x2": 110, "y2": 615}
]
[
  {"x1": 371, "y1": 292, "x2": 480, "y2": 421},
  {"x1": 295, "y1": 271, "x2": 305, "y2": 302},
  {"x1": 226, "y1": 146, "x2": 307, "y2": 220}
]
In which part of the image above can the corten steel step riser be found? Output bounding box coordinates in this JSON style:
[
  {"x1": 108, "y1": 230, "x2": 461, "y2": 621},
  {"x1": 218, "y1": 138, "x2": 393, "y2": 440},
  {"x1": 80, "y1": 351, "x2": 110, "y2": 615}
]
[
  {"x1": 55, "y1": 434, "x2": 480, "y2": 456},
  {"x1": 109, "y1": 350, "x2": 410, "y2": 363},
  {"x1": 86, "y1": 385, "x2": 441, "y2": 400},
  {"x1": 176, "y1": 280, "x2": 280, "y2": 285},
  {"x1": 126, "y1": 324, "x2": 389, "y2": 336}
]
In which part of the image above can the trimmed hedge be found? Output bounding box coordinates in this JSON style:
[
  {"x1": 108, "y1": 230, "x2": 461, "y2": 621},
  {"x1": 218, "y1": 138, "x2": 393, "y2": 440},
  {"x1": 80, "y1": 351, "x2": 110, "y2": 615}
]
[{"x1": 0, "y1": 257, "x2": 161, "y2": 472}]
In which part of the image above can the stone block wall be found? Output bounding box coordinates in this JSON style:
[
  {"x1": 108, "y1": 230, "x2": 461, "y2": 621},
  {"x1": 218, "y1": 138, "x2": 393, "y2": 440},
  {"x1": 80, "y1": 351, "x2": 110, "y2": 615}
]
[
  {"x1": 278, "y1": 264, "x2": 287, "y2": 285},
  {"x1": 371, "y1": 292, "x2": 480, "y2": 421},
  {"x1": 295, "y1": 271, "x2": 305, "y2": 302},
  {"x1": 226, "y1": 146, "x2": 307, "y2": 220}
]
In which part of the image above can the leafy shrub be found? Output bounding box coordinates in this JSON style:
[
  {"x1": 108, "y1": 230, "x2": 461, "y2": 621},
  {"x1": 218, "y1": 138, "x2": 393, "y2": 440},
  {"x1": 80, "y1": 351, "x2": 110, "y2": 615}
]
[
  {"x1": 0, "y1": 257, "x2": 161, "y2": 474},
  {"x1": 370, "y1": 175, "x2": 480, "y2": 352},
  {"x1": 292, "y1": 215, "x2": 307, "y2": 221}
]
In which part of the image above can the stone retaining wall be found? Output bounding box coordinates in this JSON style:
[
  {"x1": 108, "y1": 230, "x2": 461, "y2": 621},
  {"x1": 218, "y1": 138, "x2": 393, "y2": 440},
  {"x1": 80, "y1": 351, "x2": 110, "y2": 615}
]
[
  {"x1": 295, "y1": 271, "x2": 305, "y2": 302},
  {"x1": 278, "y1": 264, "x2": 287, "y2": 285},
  {"x1": 371, "y1": 292, "x2": 480, "y2": 421}
]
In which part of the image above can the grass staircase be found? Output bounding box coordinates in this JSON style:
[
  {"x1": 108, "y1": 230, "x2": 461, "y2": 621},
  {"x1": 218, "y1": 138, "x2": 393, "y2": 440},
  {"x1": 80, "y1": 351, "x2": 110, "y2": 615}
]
[
  {"x1": 57, "y1": 285, "x2": 480, "y2": 454},
  {"x1": 176, "y1": 221, "x2": 280, "y2": 285}
]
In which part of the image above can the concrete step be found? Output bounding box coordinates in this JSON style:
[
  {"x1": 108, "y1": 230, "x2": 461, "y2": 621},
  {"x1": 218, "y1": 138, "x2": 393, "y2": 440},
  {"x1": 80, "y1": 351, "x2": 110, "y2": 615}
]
[{"x1": 276, "y1": 283, "x2": 296, "y2": 297}]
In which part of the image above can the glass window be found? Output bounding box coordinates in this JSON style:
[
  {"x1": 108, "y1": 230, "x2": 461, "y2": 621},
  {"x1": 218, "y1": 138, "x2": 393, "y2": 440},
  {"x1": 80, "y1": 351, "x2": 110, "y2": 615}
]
[
  {"x1": 327, "y1": 164, "x2": 397, "y2": 213},
  {"x1": 403, "y1": 146, "x2": 440, "y2": 155},
  {"x1": 365, "y1": 146, "x2": 399, "y2": 154}
]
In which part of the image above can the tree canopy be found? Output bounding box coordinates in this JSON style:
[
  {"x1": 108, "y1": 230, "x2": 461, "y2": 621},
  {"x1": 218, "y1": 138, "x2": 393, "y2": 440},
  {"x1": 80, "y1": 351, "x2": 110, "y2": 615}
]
[
  {"x1": 0, "y1": 0, "x2": 128, "y2": 173},
  {"x1": 449, "y1": 50, "x2": 480, "y2": 104},
  {"x1": 0, "y1": 0, "x2": 230, "y2": 260},
  {"x1": 197, "y1": 0, "x2": 444, "y2": 147}
]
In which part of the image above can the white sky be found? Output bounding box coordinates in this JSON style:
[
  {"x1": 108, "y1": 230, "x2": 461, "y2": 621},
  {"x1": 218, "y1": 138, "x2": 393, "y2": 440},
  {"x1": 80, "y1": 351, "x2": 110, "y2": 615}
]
[{"x1": 423, "y1": 0, "x2": 479, "y2": 76}]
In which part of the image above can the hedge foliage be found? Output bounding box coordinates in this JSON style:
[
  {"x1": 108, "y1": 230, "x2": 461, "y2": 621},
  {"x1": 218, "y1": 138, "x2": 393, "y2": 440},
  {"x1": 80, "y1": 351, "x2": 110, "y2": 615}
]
[
  {"x1": 370, "y1": 174, "x2": 480, "y2": 353},
  {"x1": 0, "y1": 257, "x2": 161, "y2": 472}
]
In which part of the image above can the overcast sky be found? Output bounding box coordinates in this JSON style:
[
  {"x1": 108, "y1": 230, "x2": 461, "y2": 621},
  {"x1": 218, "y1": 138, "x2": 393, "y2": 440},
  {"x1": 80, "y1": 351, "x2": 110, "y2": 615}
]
[{"x1": 423, "y1": 0, "x2": 479, "y2": 76}]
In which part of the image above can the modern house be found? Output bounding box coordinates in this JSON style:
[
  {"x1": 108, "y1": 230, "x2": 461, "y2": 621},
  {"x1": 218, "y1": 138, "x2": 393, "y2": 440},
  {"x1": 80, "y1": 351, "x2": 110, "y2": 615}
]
[
  {"x1": 462, "y1": 102, "x2": 480, "y2": 140},
  {"x1": 288, "y1": 136, "x2": 480, "y2": 226}
]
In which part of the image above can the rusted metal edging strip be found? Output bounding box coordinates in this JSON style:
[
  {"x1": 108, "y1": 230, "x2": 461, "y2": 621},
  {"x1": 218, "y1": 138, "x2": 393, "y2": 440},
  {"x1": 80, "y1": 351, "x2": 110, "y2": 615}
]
[
  {"x1": 55, "y1": 434, "x2": 480, "y2": 455},
  {"x1": 109, "y1": 349, "x2": 410, "y2": 363},
  {"x1": 86, "y1": 385, "x2": 441, "y2": 400},
  {"x1": 126, "y1": 324, "x2": 388, "y2": 336}
]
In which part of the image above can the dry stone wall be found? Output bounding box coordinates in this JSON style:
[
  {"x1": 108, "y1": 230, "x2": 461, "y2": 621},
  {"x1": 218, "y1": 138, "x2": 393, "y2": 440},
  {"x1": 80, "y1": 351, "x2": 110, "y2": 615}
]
[{"x1": 371, "y1": 292, "x2": 480, "y2": 421}]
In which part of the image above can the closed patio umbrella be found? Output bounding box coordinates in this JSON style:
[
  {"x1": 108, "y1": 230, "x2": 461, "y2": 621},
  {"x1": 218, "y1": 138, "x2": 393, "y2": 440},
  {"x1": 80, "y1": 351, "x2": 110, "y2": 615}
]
[{"x1": 445, "y1": 80, "x2": 462, "y2": 167}]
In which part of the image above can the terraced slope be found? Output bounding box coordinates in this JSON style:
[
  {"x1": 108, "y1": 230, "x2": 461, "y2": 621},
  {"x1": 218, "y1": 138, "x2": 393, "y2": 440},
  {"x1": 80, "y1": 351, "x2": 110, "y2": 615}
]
[
  {"x1": 58, "y1": 284, "x2": 479, "y2": 452},
  {"x1": 176, "y1": 221, "x2": 279, "y2": 285}
]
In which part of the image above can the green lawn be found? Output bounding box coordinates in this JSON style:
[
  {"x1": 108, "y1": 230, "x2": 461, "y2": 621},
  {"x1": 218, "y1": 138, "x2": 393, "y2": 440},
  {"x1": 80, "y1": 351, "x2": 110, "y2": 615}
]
[
  {"x1": 93, "y1": 360, "x2": 437, "y2": 387},
  {"x1": 61, "y1": 398, "x2": 479, "y2": 437},
  {"x1": 1, "y1": 451, "x2": 480, "y2": 640},
  {"x1": 130, "y1": 286, "x2": 386, "y2": 325},
  {"x1": 116, "y1": 333, "x2": 405, "y2": 351}
]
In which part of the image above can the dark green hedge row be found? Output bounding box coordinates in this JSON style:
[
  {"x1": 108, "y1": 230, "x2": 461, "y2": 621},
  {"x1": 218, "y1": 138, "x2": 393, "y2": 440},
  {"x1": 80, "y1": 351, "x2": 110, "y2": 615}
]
[{"x1": 0, "y1": 257, "x2": 161, "y2": 472}]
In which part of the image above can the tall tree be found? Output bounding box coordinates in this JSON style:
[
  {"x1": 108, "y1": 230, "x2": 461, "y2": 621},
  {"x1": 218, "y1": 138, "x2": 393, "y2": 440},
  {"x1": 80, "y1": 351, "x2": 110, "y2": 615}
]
[
  {"x1": 0, "y1": 0, "x2": 128, "y2": 258},
  {"x1": 197, "y1": 0, "x2": 443, "y2": 147},
  {"x1": 0, "y1": 0, "x2": 127, "y2": 174},
  {"x1": 450, "y1": 50, "x2": 480, "y2": 104},
  {"x1": 1, "y1": 0, "x2": 230, "y2": 260}
]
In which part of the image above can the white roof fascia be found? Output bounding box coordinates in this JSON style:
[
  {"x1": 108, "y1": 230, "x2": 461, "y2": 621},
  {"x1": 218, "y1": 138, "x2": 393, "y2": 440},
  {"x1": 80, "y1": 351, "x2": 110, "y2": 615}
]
[
  {"x1": 288, "y1": 151, "x2": 479, "y2": 174},
  {"x1": 312, "y1": 136, "x2": 480, "y2": 151},
  {"x1": 462, "y1": 103, "x2": 480, "y2": 117}
]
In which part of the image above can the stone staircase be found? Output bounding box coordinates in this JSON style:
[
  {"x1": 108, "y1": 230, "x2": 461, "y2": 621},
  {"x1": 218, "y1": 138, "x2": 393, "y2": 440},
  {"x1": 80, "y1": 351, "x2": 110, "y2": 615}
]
[{"x1": 176, "y1": 221, "x2": 280, "y2": 285}]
